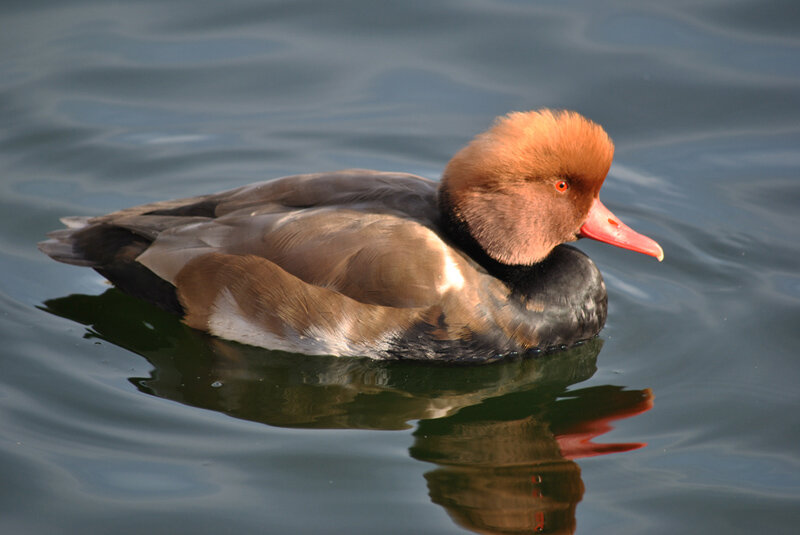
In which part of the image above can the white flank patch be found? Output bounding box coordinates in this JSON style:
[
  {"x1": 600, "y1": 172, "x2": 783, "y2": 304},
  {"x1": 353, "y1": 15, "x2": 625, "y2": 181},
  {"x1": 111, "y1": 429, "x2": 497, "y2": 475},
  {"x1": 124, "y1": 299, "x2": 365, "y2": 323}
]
[{"x1": 207, "y1": 288, "x2": 393, "y2": 358}]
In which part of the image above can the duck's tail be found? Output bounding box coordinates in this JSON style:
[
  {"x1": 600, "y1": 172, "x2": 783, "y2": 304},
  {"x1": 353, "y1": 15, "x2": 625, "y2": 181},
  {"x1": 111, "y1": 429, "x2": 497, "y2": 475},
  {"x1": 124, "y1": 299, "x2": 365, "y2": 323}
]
[{"x1": 38, "y1": 216, "x2": 185, "y2": 315}]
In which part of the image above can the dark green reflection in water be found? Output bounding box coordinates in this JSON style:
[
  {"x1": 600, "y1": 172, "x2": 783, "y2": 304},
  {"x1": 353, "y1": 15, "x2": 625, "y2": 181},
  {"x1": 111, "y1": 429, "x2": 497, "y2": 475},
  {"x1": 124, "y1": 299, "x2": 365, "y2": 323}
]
[{"x1": 43, "y1": 289, "x2": 652, "y2": 534}]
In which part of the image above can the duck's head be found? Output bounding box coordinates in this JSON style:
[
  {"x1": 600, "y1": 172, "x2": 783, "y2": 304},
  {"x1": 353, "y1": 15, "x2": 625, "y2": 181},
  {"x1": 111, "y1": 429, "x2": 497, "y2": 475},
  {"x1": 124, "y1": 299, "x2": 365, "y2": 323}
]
[{"x1": 439, "y1": 109, "x2": 664, "y2": 265}]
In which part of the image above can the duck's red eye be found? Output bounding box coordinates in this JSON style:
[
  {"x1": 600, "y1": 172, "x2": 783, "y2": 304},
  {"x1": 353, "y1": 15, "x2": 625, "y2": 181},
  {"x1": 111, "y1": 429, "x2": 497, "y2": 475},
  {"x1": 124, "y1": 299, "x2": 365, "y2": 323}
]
[{"x1": 555, "y1": 180, "x2": 569, "y2": 192}]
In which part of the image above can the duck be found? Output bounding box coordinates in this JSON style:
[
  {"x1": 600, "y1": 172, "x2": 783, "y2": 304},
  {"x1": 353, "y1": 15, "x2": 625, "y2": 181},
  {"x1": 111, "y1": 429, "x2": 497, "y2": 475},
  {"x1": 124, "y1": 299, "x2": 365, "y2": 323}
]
[{"x1": 40, "y1": 109, "x2": 663, "y2": 362}]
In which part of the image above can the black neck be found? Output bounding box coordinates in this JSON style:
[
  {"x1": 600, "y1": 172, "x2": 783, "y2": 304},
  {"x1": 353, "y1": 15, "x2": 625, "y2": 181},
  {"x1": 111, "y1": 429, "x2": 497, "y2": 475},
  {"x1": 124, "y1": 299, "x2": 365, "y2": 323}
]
[{"x1": 437, "y1": 187, "x2": 545, "y2": 288}]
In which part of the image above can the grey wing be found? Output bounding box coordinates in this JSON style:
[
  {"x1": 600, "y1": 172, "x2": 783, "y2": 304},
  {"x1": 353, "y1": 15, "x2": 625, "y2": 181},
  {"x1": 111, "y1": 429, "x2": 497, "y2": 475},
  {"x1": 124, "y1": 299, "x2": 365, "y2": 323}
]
[{"x1": 41, "y1": 169, "x2": 459, "y2": 309}]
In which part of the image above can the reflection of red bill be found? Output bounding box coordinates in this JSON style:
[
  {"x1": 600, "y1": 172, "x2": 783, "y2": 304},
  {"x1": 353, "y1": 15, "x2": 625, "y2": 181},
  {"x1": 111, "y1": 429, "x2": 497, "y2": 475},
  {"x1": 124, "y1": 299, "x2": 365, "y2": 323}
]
[{"x1": 554, "y1": 387, "x2": 654, "y2": 460}]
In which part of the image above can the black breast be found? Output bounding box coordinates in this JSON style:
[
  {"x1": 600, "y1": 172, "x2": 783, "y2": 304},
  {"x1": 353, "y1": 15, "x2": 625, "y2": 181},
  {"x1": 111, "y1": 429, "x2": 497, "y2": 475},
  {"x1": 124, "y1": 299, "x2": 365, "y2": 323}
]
[
  {"x1": 501, "y1": 244, "x2": 608, "y2": 349},
  {"x1": 386, "y1": 244, "x2": 607, "y2": 363}
]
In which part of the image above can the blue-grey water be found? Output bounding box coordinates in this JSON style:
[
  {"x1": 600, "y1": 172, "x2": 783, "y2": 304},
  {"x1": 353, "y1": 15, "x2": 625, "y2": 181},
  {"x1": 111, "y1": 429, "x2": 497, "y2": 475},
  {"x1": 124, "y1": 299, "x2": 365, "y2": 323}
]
[{"x1": 2, "y1": 1, "x2": 799, "y2": 533}]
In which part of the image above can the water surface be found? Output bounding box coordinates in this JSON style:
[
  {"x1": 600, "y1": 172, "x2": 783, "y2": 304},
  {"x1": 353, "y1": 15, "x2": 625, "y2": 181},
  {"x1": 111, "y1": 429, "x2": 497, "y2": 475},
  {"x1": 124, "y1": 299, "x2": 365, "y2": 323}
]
[{"x1": 2, "y1": 1, "x2": 799, "y2": 533}]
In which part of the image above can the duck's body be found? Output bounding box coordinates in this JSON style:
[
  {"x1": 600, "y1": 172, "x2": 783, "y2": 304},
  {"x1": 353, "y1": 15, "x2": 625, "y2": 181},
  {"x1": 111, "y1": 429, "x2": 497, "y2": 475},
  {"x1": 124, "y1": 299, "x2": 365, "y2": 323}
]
[{"x1": 40, "y1": 110, "x2": 662, "y2": 362}]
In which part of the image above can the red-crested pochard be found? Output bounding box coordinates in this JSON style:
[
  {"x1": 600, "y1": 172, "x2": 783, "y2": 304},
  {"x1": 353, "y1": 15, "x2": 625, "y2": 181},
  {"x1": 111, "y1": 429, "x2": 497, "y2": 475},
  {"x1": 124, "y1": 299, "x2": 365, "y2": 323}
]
[{"x1": 40, "y1": 110, "x2": 663, "y2": 362}]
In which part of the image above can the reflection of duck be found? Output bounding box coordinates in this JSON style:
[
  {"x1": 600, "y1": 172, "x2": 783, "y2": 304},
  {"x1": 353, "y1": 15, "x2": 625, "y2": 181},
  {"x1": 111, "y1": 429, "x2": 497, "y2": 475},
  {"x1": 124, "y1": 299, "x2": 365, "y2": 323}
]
[
  {"x1": 412, "y1": 386, "x2": 653, "y2": 534},
  {"x1": 40, "y1": 110, "x2": 662, "y2": 361},
  {"x1": 43, "y1": 290, "x2": 653, "y2": 534},
  {"x1": 42, "y1": 290, "x2": 602, "y2": 429}
]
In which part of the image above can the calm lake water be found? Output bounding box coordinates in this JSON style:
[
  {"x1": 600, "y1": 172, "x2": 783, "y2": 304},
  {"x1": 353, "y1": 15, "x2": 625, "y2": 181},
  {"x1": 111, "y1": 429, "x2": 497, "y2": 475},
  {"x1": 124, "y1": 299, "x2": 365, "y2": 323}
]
[{"x1": 2, "y1": 1, "x2": 799, "y2": 533}]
